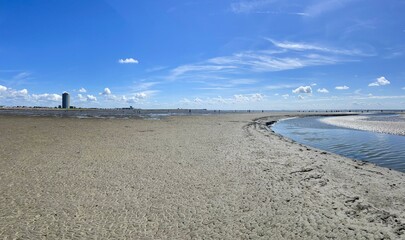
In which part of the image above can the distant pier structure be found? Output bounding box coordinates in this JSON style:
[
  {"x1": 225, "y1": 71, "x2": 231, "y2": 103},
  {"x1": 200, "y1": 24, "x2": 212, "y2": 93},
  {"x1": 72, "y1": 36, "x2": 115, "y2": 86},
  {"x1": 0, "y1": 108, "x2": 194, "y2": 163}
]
[{"x1": 62, "y1": 92, "x2": 70, "y2": 109}]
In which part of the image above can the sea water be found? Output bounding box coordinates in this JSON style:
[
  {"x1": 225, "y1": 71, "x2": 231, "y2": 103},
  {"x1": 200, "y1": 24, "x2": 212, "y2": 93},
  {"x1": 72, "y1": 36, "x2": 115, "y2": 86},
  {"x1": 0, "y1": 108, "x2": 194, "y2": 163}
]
[{"x1": 272, "y1": 115, "x2": 405, "y2": 172}]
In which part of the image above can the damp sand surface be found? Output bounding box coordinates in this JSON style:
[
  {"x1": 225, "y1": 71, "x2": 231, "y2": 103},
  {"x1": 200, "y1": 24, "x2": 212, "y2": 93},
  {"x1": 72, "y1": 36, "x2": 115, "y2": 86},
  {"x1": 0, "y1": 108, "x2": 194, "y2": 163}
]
[
  {"x1": 1, "y1": 113, "x2": 405, "y2": 239},
  {"x1": 320, "y1": 114, "x2": 405, "y2": 136}
]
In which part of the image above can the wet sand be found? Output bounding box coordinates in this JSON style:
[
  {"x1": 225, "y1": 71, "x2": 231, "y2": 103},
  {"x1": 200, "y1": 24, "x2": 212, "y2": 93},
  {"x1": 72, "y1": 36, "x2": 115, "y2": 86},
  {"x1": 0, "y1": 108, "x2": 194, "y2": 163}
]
[
  {"x1": 0, "y1": 113, "x2": 404, "y2": 239},
  {"x1": 320, "y1": 115, "x2": 405, "y2": 136}
]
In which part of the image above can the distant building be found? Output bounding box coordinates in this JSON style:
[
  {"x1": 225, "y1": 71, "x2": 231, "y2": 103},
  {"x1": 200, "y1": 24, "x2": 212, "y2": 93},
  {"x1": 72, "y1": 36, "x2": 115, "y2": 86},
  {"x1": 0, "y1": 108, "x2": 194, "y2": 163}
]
[{"x1": 62, "y1": 92, "x2": 70, "y2": 109}]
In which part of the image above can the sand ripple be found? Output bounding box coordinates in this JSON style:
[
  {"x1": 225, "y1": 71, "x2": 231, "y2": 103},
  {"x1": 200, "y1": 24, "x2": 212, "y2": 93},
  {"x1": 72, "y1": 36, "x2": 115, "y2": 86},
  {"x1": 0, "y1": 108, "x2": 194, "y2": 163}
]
[{"x1": 1, "y1": 113, "x2": 405, "y2": 239}]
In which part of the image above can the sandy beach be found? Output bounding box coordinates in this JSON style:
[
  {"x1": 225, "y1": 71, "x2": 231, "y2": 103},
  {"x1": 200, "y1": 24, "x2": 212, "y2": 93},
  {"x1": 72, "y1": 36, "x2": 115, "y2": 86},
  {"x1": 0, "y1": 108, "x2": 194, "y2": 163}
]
[
  {"x1": 1, "y1": 113, "x2": 404, "y2": 239},
  {"x1": 320, "y1": 115, "x2": 405, "y2": 136}
]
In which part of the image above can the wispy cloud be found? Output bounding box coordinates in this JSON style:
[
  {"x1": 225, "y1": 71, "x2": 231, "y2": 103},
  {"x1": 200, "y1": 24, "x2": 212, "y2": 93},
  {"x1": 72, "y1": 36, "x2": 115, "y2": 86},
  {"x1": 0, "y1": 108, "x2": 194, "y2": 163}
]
[
  {"x1": 268, "y1": 38, "x2": 372, "y2": 56},
  {"x1": 228, "y1": 79, "x2": 257, "y2": 85},
  {"x1": 78, "y1": 87, "x2": 87, "y2": 93},
  {"x1": 132, "y1": 81, "x2": 160, "y2": 91},
  {"x1": 169, "y1": 38, "x2": 369, "y2": 81},
  {"x1": 13, "y1": 72, "x2": 31, "y2": 80},
  {"x1": 335, "y1": 85, "x2": 349, "y2": 90},
  {"x1": 118, "y1": 58, "x2": 139, "y2": 64},
  {"x1": 368, "y1": 76, "x2": 390, "y2": 87},
  {"x1": 230, "y1": 0, "x2": 305, "y2": 16},
  {"x1": 171, "y1": 52, "x2": 339, "y2": 79},
  {"x1": 266, "y1": 84, "x2": 301, "y2": 90},
  {"x1": 303, "y1": 0, "x2": 358, "y2": 17},
  {"x1": 230, "y1": 0, "x2": 276, "y2": 13},
  {"x1": 145, "y1": 66, "x2": 167, "y2": 73},
  {"x1": 171, "y1": 65, "x2": 237, "y2": 78}
]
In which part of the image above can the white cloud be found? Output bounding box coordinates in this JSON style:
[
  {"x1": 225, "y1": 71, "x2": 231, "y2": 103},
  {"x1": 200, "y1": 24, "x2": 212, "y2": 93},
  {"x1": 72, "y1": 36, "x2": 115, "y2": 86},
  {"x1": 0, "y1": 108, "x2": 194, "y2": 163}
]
[
  {"x1": 100, "y1": 88, "x2": 112, "y2": 95},
  {"x1": 0, "y1": 85, "x2": 7, "y2": 92},
  {"x1": 77, "y1": 94, "x2": 86, "y2": 102},
  {"x1": 233, "y1": 94, "x2": 250, "y2": 102},
  {"x1": 335, "y1": 85, "x2": 349, "y2": 90},
  {"x1": 77, "y1": 94, "x2": 99, "y2": 102},
  {"x1": 298, "y1": 95, "x2": 304, "y2": 100},
  {"x1": 86, "y1": 95, "x2": 97, "y2": 101},
  {"x1": 125, "y1": 91, "x2": 157, "y2": 103},
  {"x1": 0, "y1": 87, "x2": 30, "y2": 101},
  {"x1": 235, "y1": 93, "x2": 264, "y2": 102},
  {"x1": 368, "y1": 76, "x2": 390, "y2": 87},
  {"x1": 317, "y1": 88, "x2": 329, "y2": 93},
  {"x1": 282, "y1": 94, "x2": 289, "y2": 99},
  {"x1": 134, "y1": 92, "x2": 147, "y2": 99},
  {"x1": 19, "y1": 89, "x2": 28, "y2": 95},
  {"x1": 118, "y1": 58, "x2": 139, "y2": 64},
  {"x1": 7, "y1": 89, "x2": 29, "y2": 97},
  {"x1": 251, "y1": 93, "x2": 265, "y2": 101},
  {"x1": 292, "y1": 86, "x2": 312, "y2": 94},
  {"x1": 32, "y1": 93, "x2": 61, "y2": 102},
  {"x1": 78, "y1": 87, "x2": 87, "y2": 93}
]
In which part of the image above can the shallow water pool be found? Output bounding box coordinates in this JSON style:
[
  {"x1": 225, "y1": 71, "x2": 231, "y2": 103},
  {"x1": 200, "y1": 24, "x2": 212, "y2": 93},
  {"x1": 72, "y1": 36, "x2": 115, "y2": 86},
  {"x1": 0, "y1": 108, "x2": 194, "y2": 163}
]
[{"x1": 272, "y1": 116, "x2": 405, "y2": 172}]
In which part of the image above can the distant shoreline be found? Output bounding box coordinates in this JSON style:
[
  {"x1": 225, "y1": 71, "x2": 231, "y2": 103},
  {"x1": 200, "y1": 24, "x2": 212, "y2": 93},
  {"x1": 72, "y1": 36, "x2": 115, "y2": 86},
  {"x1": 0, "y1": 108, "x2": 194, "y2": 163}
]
[{"x1": 0, "y1": 107, "x2": 402, "y2": 119}]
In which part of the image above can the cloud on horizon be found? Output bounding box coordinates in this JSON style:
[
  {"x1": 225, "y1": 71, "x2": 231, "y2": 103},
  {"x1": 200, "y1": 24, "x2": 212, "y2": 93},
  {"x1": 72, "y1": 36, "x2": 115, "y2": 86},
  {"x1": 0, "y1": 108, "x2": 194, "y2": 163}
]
[{"x1": 181, "y1": 93, "x2": 265, "y2": 106}]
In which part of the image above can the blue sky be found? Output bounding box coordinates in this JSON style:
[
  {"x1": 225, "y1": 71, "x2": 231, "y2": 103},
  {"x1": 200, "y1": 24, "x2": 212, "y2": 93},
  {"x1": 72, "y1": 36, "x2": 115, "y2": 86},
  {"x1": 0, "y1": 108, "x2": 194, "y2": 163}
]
[{"x1": 0, "y1": 0, "x2": 405, "y2": 110}]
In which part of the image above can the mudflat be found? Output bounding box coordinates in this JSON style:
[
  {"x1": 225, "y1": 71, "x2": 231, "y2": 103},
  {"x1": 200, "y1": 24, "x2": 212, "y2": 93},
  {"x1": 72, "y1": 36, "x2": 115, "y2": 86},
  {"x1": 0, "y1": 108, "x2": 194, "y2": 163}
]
[{"x1": 1, "y1": 113, "x2": 404, "y2": 239}]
